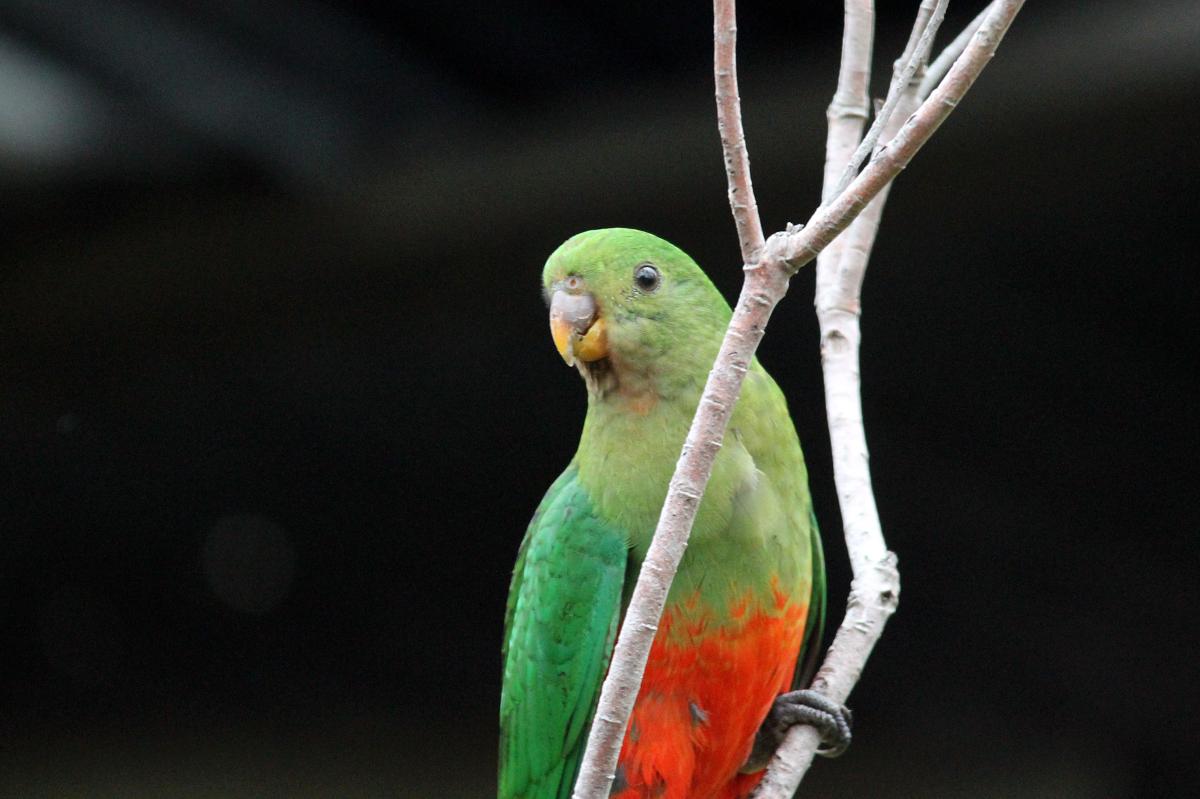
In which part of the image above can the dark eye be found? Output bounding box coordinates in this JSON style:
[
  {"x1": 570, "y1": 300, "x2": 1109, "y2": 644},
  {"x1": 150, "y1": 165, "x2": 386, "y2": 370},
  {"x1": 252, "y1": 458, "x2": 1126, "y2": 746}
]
[{"x1": 634, "y1": 263, "x2": 660, "y2": 292}]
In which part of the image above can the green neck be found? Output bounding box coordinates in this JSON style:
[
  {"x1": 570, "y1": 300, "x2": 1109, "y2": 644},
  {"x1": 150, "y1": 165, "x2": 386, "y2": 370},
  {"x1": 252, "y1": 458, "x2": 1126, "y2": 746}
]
[{"x1": 574, "y1": 364, "x2": 702, "y2": 557}]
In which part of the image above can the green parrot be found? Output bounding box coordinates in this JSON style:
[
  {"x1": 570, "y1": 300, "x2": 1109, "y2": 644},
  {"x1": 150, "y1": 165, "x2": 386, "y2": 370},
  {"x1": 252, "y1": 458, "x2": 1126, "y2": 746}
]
[{"x1": 500, "y1": 228, "x2": 848, "y2": 799}]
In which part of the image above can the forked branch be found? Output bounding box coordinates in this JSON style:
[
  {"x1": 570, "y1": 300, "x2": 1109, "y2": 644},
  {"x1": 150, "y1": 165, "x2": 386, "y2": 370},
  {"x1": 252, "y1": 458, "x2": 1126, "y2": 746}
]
[
  {"x1": 570, "y1": 3, "x2": 1026, "y2": 797},
  {"x1": 922, "y1": 1, "x2": 998, "y2": 97},
  {"x1": 828, "y1": 0, "x2": 948, "y2": 200}
]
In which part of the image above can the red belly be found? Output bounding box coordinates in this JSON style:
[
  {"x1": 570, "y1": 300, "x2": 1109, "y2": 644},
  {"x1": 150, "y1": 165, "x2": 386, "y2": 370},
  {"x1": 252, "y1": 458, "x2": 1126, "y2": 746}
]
[{"x1": 612, "y1": 590, "x2": 808, "y2": 799}]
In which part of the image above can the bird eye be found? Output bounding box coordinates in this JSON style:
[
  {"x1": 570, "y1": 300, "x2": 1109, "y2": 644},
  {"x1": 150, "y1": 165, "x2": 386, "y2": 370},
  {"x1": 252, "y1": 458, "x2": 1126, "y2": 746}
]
[{"x1": 634, "y1": 264, "x2": 660, "y2": 292}]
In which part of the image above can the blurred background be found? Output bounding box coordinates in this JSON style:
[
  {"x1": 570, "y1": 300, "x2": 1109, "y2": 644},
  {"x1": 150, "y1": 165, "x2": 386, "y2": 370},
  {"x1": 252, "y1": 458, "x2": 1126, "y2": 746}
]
[{"x1": 1, "y1": 1, "x2": 1197, "y2": 796}]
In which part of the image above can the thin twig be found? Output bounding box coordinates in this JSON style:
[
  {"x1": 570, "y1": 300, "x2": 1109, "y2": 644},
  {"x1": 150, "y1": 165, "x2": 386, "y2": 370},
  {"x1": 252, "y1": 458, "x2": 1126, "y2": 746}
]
[
  {"x1": 714, "y1": 0, "x2": 765, "y2": 263},
  {"x1": 921, "y1": 1, "x2": 996, "y2": 98},
  {"x1": 570, "y1": 2, "x2": 1025, "y2": 797},
  {"x1": 773, "y1": 0, "x2": 1026, "y2": 273},
  {"x1": 755, "y1": 32, "x2": 927, "y2": 799},
  {"x1": 828, "y1": 0, "x2": 949, "y2": 200}
]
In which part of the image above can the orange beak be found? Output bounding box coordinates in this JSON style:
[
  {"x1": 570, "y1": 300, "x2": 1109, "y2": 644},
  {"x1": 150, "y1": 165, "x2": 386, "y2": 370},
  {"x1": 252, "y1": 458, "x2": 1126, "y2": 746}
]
[{"x1": 549, "y1": 290, "x2": 608, "y2": 366}]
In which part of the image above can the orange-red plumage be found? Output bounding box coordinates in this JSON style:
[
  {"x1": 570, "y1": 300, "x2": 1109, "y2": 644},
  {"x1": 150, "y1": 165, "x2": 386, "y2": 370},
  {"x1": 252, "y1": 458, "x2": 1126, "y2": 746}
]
[{"x1": 612, "y1": 591, "x2": 808, "y2": 799}]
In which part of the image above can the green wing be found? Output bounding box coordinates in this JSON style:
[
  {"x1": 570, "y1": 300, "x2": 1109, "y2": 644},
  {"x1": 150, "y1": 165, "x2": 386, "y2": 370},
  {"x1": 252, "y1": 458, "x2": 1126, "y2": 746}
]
[
  {"x1": 500, "y1": 466, "x2": 628, "y2": 799},
  {"x1": 793, "y1": 507, "x2": 827, "y2": 691}
]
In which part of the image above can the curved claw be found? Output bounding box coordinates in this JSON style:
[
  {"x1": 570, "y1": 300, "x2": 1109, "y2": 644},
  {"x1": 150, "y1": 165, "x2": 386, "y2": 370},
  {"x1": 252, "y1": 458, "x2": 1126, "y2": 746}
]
[
  {"x1": 776, "y1": 689, "x2": 853, "y2": 758},
  {"x1": 742, "y1": 688, "x2": 853, "y2": 772}
]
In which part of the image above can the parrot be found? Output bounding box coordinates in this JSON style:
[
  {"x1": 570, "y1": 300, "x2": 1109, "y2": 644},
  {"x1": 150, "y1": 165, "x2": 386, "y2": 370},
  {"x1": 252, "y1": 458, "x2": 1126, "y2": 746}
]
[{"x1": 499, "y1": 228, "x2": 850, "y2": 799}]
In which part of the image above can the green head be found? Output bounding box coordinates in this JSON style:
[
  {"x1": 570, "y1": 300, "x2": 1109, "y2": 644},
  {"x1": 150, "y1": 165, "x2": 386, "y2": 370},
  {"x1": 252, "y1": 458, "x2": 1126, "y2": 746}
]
[{"x1": 542, "y1": 228, "x2": 731, "y2": 401}]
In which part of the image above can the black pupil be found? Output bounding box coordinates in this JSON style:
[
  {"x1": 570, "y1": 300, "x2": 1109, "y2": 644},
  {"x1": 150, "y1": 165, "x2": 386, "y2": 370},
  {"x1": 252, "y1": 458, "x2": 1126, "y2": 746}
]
[{"x1": 636, "y1": 266, "x2": 658, "y2": 289}]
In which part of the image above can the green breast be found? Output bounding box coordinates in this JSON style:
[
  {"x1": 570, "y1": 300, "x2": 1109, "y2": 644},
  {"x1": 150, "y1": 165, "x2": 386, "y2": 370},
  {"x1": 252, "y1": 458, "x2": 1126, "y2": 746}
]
[{"x1": 574, "y1": 360, "x2": 814, "y2": 625}]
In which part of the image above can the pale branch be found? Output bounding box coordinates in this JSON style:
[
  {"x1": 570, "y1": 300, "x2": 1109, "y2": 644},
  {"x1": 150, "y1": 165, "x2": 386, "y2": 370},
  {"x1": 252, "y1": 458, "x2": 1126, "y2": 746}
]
[
  {"x1": 822, "y1": 0, "x2": 875, "y2": 205},
  {"x1": 571, "y1": 2, "x2": 1025, "y2": 798},
  {"x1": 828, "y1": 0, "x2": 949, "y2": 200},
  {"x1": 818, "y1": 61, "x2": 925, "y2": 566},
  {"x1": 815, "y1": 0, "x2": 875, "y2": 313},
  {"x1": 715, "y1": 0, "x2": 765, "y2": 264},
  {"x1": 753, "y1": 7, "x2": 901, "y2": 795},
  {"x1": 818, "y1": 0, "x2": 934, "y2": 317},
  {"x1": 572, "y1": 3, "x2": 768, "y2": 794},
  {"x1": 753, "y1": 33, "x2": 930, "y2": 799},
  {"x1": 921, "y1": 1, "x2": 996, "y2": 98},
  {"x1": 753, "y1": 2, "x2": 1026, "y2": 796}
]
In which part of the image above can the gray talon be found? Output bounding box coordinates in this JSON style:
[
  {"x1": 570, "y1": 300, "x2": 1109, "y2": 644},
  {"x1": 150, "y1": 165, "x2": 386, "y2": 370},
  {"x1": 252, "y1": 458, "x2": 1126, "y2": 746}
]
[
  {"x1": 741, "y1": 689, "x2": 853, "y2": 772},
  {"x1": 777, "y1": 689, "x2": 853, "y2": 757}
]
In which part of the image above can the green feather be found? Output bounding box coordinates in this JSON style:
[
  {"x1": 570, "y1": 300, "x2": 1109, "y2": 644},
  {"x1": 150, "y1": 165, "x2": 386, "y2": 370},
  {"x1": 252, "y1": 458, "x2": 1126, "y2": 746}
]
[
  {"x1": 794, "y1": 508, "x2": 827, "y2": 691},
  {"x1": 499, "y1": 466, "x2": 627, "y2": 799}
]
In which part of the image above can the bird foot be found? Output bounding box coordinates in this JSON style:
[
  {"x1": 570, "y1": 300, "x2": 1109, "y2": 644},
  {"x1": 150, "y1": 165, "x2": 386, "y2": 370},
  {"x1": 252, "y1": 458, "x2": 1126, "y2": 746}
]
[{"x1": 740, "y1": 689, "x2": 853, "y2": 772}]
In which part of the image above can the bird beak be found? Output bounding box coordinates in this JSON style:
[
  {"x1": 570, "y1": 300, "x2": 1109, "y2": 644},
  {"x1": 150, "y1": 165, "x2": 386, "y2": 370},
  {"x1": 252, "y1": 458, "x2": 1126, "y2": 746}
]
[{"x1": 549, "y1": 290, "x2": 608, "y2": 366}]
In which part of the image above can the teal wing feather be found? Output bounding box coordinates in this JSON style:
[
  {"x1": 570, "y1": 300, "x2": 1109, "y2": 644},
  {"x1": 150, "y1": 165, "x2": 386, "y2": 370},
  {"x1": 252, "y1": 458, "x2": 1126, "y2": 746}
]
[
  {"x1": 793, "y1": 507, "x2": 827, "y2": 691},
  {"x1": 500, "y1": 466, "x2": 628, "y2": 799}
]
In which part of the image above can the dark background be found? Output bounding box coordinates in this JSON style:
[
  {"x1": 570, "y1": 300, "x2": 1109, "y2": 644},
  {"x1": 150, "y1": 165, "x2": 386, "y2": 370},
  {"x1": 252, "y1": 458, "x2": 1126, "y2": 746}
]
[{"x1": 2, "y1": 1, "x2": 1197, "y2": 796}]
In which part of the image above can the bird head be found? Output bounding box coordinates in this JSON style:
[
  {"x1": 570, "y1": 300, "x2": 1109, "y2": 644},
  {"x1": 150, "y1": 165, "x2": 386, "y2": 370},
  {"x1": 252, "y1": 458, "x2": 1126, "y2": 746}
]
[{"x1": 541, "y1": 228, "x2": 730, "y2": 399}]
